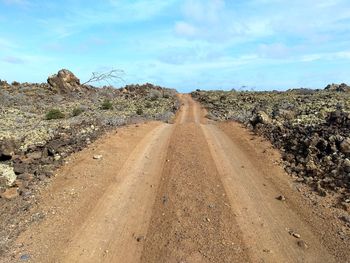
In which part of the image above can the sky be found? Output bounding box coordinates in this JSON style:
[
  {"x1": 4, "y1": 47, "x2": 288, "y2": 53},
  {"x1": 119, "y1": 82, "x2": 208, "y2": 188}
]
[{"x1": 0, "y1": 0, "x2": 350, "y2": 92}]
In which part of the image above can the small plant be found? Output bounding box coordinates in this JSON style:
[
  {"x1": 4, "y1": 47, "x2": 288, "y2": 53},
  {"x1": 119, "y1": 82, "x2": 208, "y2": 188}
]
[
  {"x1": 101, "y1": 99, "x2": 113, "y2": 110},
  {"x1": 46, "y1": 109, "x2": 65, "y2": 120},
  {"x1": 148, "y1": 89, "x2": 162, "y2": 101},
  {"x1": 145, "y1": 102, "x2": 152, "y2": 108},
  {"x1": 136, "y1": 108, "x2": 143, "y2": 115},
  {"x1": 72, "y1": 107, "x2": 84, "y2": 116}
]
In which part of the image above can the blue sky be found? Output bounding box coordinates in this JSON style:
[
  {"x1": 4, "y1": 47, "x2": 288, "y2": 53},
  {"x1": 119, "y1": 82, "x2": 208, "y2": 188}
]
[{"x1": 0, "y1": 0, "x2": 350, "y2": 92}]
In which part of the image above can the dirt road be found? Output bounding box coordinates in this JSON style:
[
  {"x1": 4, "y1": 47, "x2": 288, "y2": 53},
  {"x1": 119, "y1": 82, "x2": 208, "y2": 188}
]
[{"x1": 4, "y1": 95, "x2": 349, "y2": 263}]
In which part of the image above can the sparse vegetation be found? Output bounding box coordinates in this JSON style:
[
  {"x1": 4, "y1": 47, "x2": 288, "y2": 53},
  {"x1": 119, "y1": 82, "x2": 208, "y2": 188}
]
[
  {"x1": 192, "y1": 87, "x2": 350, "y2": 199},
  {"x1": 145, "y1": 102, "x2": 152, "y2": 108},
  {"x1": 101, "y1": 99, "x2": 113, "y2": 110},
  {"x1": 72, "y1": 107, "x2": 85, "y2": 116},
  {"x1": 149, "y1": 89, "x2": 162, "y2": 101},
  {"x1": 136, "y1": 108, "x2": 143, "y2": 115},
  {"x1": 0, "y1": 71, "x2": 179, "y2": 252},
  {"x1": 45, "y1": 109, "x2": 65, "y2": 120}
]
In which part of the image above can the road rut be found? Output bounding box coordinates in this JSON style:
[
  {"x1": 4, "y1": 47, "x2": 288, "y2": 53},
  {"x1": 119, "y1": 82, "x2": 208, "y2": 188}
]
[{"x1": 4, "y1": 95, "x2": 348, "y2": 263}]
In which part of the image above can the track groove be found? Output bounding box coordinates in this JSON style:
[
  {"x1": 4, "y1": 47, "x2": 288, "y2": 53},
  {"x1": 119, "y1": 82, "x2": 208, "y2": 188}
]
[{"x1": 4, "y1": 95, "x2": 347, "y2": 263}]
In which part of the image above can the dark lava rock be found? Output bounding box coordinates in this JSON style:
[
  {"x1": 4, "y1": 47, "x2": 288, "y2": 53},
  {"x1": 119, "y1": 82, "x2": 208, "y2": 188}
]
[
  {"x1": 191, "y1": 89, "x2": 350, "y2": 200},
  {"x1": 0, "y1": 139, "x2": 17, "y2": 161},
  {"x1": 325, "y1": 83, "x2": 350, "y2": 92},
  {"x1": 340, "y1": 138, "x2": 350, "y2": 154}
]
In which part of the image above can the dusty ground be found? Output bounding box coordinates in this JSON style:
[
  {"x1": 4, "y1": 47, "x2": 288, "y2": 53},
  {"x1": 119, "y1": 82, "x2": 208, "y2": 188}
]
[{"x1": 2, "y1": 95, "x2": 349, "y2": 263}]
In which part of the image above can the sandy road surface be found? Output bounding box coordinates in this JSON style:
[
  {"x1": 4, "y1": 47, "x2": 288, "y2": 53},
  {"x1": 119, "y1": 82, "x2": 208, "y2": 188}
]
[{"x1": 3, "y1": 95, "x2": 348, "y2": 263}]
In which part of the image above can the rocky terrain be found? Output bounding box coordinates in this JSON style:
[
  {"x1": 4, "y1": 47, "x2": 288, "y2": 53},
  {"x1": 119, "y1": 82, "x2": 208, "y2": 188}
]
[
  {"x1": 192, "y1": 86, "x2": 350, "y2": 207},
  {"x1": 0, "y1": 69, "x2": 178, "y2": 253}
]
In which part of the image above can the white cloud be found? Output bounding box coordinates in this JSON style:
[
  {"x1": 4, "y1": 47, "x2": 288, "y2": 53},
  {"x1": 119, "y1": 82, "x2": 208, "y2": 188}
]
[
  {"x1": 174, "y1": 21, "x2": 197, "y2": 37},
  {"x1": 300, "y1": 51, "x2": 350, "y2": 62},
  {"x1": 182, "y1": 0, "x2": 225, "y2": 23},
  {"x1": 36, "y1": 0, "x2": 178, "y2": 39},
  {"x1": 175, "y1": 0, "x2": 274, "y2": 42}
]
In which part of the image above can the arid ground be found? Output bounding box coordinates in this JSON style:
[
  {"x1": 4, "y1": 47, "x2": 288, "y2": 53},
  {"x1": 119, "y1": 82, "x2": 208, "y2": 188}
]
[{"x1": 2, "y1": 95, "x2": 349, "y2": 263}]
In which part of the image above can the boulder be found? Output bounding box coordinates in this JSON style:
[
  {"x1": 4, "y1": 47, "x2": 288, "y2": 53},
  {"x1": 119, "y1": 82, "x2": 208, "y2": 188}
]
[
  {"x1": 343, "y1": 159, "x2": 350, "y2": 173},
  {"x1": 0, "y1": 164, "x2": 17, "y2": 187},
  {"x1": 258, "y1": 111, "x2": 272, "y2": 125},
  {"x1": 0, "y1": 139, "x2": 17, "y2": 160},
  {"x1": 340, "y1": 138, "x2": 350, "y2": 154},
  {"x1": 250, "y1": 111, "x2": 272, "y2": 127},
  {"x1": 47, "y1": 69, "x2": 87, "y2": 93}
]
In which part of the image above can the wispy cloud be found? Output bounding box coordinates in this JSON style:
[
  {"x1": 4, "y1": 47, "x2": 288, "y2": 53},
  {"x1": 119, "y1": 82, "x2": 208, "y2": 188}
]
[
  {"x1": 0, "y1": 0, "x2": 350, "y2": 90},
  {"x1": 0, "y1": 37, "x2": 18, "y2": 49},
  {"x1": 175, "y1": 0, "x2": 274, "y2": 42},
  {"x1": 37, "y1": 0, "x2": 178, "y2": 39},
  {"x1": 2, "y1": 56, "x2": 25, "y2": 64}
]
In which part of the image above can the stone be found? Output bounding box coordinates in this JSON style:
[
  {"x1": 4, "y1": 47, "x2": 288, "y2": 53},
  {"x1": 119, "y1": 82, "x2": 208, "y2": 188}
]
[
  {"x1": 325, "y1": 83, "x2": 350, "y2": 92},
  {"x1": 0, "y1": 164, "x2": 17, "y2": 187},
  {"x1": 13, "y1": 162, "x2": 27, "y2": 175},
  {"x1": 1, "y1": 187, "x2": 19, "y2": 200},
  {"x1": 26, "y1": 151, "x2": 42, "y2": 160},
  {"x1": 292, "y1": 233, "x2": 301, "y2": 238},
  {"x1": 339, "y1": 215, "x2": 350, "y2": 224},
  {"x1": 288, "y1": 229, "x2": 301, "y2": 238},
  {"x1": 340, "y1": 138, "x2": 350, "y2": 154},
  {"x1": 136, "y1": 236, "x2": 145, "y2": 242},
  {"x1": 93, "y1": 155, "x2": 103, "y2": 160},
  {"x1": 276, "y1": 195, "x2": 286, "y2": 201},
  {"x1": 297, "y1": 240, "x2": 308, "y2": 249},
  {"x1": 0, "y1": 139, "x2": 16, "y2": 160},
  {"x1": 20, "y1": 254, "x2": 30, "y2": 261},
  {"x1": 251, "y1": 111, "x2": 272, "y2": 126},
  {"x1": 343, "y1": 159, "x2": 350, "y2": 173},
  {"x1": 47, "y1": 69, "x2": 81, "y2": 93}
]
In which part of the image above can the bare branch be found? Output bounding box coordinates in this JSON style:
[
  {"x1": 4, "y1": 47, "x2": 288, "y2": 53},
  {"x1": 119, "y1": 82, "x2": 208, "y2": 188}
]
[{"x1": 82, "y1": 69, "x2": 125, "y2": 86}]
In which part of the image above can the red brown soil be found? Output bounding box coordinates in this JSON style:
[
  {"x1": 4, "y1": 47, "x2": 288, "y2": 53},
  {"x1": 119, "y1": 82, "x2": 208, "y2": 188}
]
[{"x1": 2, "y1": 95, "x2": 349, "y2": 263}]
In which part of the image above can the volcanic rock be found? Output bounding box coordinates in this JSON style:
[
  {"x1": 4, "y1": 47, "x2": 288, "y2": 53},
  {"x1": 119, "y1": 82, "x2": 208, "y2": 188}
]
[
  {"x1": 0, "y1": 139, "x2": 17, "y2": 161},
  {"x1": 343, "y1": 159, "x2": 350, "y2": 173},
  {"x1": 191, "y1": 89, "x2": 350, "y2": 199},
  {"x1": 340, "y1": 138, "x2": 350, "y2": 154},
  {"x1": 325, "y1": 83, "x2": 350, "y2": 92},
  {"x1": 0, "y1": 164, "x2": 17, "y2": 187},
  {"x1": 47, "y1": 69, "x2": 85, "y2": 93}
]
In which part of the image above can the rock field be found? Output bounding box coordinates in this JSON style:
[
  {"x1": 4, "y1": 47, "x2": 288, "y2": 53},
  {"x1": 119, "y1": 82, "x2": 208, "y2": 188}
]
[
  {"x1": 0, "y1": 69, "x2": 178, "y2": 253},
  {"x1": 192, "y1": 86, "x2": 350, "y2": 206}
]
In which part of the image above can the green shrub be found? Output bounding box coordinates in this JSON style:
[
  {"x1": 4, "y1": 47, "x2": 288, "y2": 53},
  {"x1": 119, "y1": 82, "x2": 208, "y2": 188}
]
[
  {"x1": 145, "y1": 102, "x2": 152, "y2": 108},
  {"x1": 101, "y1": 100, "x2": 113, "y2": 110},
  {"x1": 72, "y1": 107, "x2": 84, "y2": 116},
  {"x1": 136, "y1": 108, "x2": 143, "y2": 115},
  {"x1": 46, "y1": 109, "x2": 65, "y2": 120}
]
